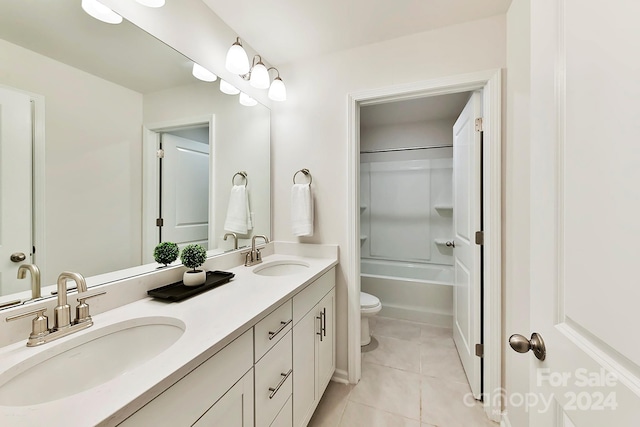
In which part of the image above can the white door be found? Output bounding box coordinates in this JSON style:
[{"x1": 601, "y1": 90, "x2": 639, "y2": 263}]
[
  {"x1": 160, "y1": 133, "x2": 210, "y2": 247},
  {"x1": 526, "y1": 0, "x2": 640, "y2": 425},
  {"x1": 0, "y1": 87, "x2": 32, "y2": 295},
  {"x1": 452, "y1": 91, "x2": 482, "y2": 399}
]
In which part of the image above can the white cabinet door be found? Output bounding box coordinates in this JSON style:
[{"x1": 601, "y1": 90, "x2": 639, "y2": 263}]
[
  {"x1": 293, "y1": 286, "x2": 336, "y2": 427},
  {"x1": 193, "y1": 369, "x2": 254, "y2": 427},
  {"x1": 317, "y1": 288, "x2": 335, "y2": 392},
  {"x1": 293, "y1": 306, "x2": 318, "y2": 427}
]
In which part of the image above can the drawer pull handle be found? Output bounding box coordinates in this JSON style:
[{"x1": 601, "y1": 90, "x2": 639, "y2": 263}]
[
  {"x1": 268, "y1": 369, "x2": 293, "y2": 399},
  {"x1": 316, "y1": 308, "x2": 327, "y2": 341},
  {"x1": 268, "y1": 319, "x2": 292, "y2": 340}
]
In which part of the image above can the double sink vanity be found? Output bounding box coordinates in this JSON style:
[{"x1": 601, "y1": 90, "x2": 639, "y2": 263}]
[{"x1": 0, "y1": 242, "x2": 338, "y2": 427}]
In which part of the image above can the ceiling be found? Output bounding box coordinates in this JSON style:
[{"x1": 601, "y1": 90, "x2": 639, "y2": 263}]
[
  {"x1": 360, "y1": 92, "x2": 471, "y2": 128},
  {"x1": 201, "y1": 0, "x2": 512, "y2": 65}
]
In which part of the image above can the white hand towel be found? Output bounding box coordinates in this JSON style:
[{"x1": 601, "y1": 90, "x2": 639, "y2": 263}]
[
  {"x1": 291, "y1": 184, "x2": 313, "y2": 237},
  {"x1": 224, "y1": 185, "x2": 252, "y2": 234}
]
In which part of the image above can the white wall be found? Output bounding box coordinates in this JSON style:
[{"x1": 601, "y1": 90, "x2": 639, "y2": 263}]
[
  {"x1": 504, "y1": 1, "x2": 531, "y2": 426},
  {"x1": 143, "y1": 82, "x2": 271, "y2": 250},
  {"x1": 0, "y1": 39, "x2": 143, "y2": 285},
  {"x1": 271, "y1": 16, "x2": 506, "y2": 378}
]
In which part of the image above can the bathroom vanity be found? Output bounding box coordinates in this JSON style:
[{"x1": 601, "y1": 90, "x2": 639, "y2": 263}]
[{"x1": 0, "y1": 243, "x2": 338, "y2": 427}]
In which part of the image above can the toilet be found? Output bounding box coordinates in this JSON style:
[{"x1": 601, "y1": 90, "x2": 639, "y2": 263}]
[{"x1": 360, "y1": 292, "x2": 382, "y2": 346}]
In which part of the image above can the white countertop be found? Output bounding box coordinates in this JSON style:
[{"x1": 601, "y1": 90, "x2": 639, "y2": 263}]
[{"x1": 0, "y1": 247, "x2": 338, "y2": 427}]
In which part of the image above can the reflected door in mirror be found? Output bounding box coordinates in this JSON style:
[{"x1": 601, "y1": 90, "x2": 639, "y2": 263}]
[{"x1": 0, "y1": 87, "x2": 33, "y2": 295}]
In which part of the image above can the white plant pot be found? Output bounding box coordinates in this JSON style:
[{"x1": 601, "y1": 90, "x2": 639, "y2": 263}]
[{"x1": 183, "y1": 269, "x2": 206, "y2": 286}]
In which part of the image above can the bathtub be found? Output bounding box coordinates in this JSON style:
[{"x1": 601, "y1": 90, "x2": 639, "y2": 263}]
[{"x1": 360, "y1": 258, "x2": 453, "y2": 327}]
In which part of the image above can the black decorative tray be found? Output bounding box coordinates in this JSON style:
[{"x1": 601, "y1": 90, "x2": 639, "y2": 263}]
[{"x1": 147, "y1": 270, "x2": 235, "y2": 302}]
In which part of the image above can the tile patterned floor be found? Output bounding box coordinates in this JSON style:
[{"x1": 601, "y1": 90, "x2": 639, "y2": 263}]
[{"x1": 308, "y1": 316, "x2": 497, "y2": 427}]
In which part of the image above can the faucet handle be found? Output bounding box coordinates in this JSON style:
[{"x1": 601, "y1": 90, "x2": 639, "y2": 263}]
[
  {"x1": 75, "y1": 292, "x2": 106, "y2": 325},
  {"x1": 6, "y1": 308, "x2": 50, "y2": 343}
]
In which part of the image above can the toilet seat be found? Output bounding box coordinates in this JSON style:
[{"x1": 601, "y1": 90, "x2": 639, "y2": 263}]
[{"x1": 360, "y1": 292, "x2": 380, "y2": 309}]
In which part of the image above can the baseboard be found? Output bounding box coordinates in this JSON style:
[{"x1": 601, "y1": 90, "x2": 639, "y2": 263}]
[
  {"x1": 500, "y1": 412, "x2": 512, "y2": 427},
  {"x1": 380, "y1": 304, "x2": 453, "y2": 328},
  {"x1": 331, "y1": 368, "x2": 350, "y2": 384}
]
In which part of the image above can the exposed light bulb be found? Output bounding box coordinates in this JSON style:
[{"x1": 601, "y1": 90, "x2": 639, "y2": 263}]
[
  {"x1": 220, "y1": 80, "x2": 240, "y2": 95},
  {"x1": 239, "y1": 92, "x2": 257, "y2": 107},
  {"x1": 81, "y1": 0, "x2": 123, "y2": 24},
  {"x1": 268, "y1": 77, "x2": 287, "y2": 102},
  {"x1": 225, "y1": 39, "x2": 250, "y2": 75},
  {"x1": 192, "y1": 63, "x2": 217, "y2": 82},
  {"x1": 249, "y1": 61, "x2": 270, "y2": 89},
  {"x1": 135, "y1": 0, "x2": 166, "y2": 7}
]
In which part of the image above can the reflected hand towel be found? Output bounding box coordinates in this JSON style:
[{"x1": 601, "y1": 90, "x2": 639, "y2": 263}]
[
  {"x1": 291, "y1": 183, "x2": 313, "y2": 237},
  {"x1": 224, "y1": 185, "x2": 252, "y2": 234}
]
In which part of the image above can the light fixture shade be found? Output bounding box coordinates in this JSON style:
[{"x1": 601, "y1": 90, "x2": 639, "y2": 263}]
[
  {"x1": 135, "y1": 0, "x2": 165, "y2": 7},
  {"x1": 192, "y1": 63, "x2": 217, "y2": 82},
  {"x1": 249, "y1": 62, "x2": 270, "y2": 89},
  {"x1": 226, "y1": 42, "x2": 250, "y2": 75},
  {"x1": 268, "y1": 77, "x2": 287, "y2": 102},
  {"x1": 220, "y1": 80, "x2": 240, "y2": 95},
  {"x1": 81, "y1": 0, "x2": 123, "y2": 24},
  {"x1": 239, "y1": 92, "x2": 258, "y2": 107}
]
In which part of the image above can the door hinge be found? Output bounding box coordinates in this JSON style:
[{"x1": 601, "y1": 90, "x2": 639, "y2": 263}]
[
  {"x1": 475, "y1": 117, "x2": 483, "y2": 132},
  {"x1": 156, "y1": 218, "x2": 164, "y2": 227},
  {"x1": 475, "y1": 343, "x2": 484, "y2": 358},
  {"x1": 156, "y1": 149, "x2": 165, "y2": 158},
  {"x1": 475, "y1": 231, "x2": 484, "y2": 245}
]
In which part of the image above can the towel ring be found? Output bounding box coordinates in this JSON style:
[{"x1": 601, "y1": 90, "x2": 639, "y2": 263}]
[
  {"x1": 293, "y1": 168, "x2": 312, "y2": 185},
  {"x1": 232, "y1": 171, "x2": 248, "y2": 187}
]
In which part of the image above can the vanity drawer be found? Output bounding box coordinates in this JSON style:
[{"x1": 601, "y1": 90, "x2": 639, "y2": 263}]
[
  {"x1": 119, "y1": 329, "x2": 252, "y2": 426},
  {"x1": 293, "y1": 267, "x2": 335, "y2": 325},
  {"x1": 255, "y1": 330, "x2": 293, "y2": 427},
  {"x1": 270, "y1": 395, "x2": 293, "y2": 427},
  {"x1": 254, "y1": 299, "x2": 292, "y2": 362}
]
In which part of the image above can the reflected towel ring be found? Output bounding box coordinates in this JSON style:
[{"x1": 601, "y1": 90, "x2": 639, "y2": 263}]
[
  {"x1": 232, "y1": 171, "x2": 248, "y2": 187},
  {"x1": 293, "y1": 168, "x2": 312, "y2": 185}
]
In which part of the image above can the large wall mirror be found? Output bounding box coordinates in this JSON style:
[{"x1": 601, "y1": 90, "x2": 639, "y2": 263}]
[{"x1": 0, "y1": 0, "x2": 271, "y2": 305}]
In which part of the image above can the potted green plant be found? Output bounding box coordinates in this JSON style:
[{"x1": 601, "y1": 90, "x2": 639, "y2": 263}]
[
  {"x1": 153, "y1": 242, "x2": 179, "y2": 268},
  {"x1": 180, "y1": 244, "x2": 208, "y2": 286}
]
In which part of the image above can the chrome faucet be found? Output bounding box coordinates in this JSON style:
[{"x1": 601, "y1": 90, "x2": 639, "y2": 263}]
[
  {"x1": 5, "y1": 271, "x2": 105, "y2": 347},
  {"x1": 223, "y1": 232, "x2": 238, "y2": 250},
  {"x1": 54, "y1": 271, "x2": 87, "y2": 330},
  {"x1": 245, "y1": 235, "x2": 269, "y2": 266},
  {"x1": 17, "y1": 264, "x2": 41, "y2": 299}
]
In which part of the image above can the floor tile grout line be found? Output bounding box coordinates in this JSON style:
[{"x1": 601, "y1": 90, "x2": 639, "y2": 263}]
[{"x1": 343, "y1": 399, "x2": 423, "y2": 423}]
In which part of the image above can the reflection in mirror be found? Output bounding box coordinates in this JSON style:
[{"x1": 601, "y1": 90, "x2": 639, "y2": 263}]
[{"x1": 0, "y1": 0, "x2": 270, "y2": 306}]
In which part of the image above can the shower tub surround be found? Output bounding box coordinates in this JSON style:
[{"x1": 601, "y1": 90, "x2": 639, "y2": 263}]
[{"x1": 0, "y1": 242, "x2": 338, "y2": 426}]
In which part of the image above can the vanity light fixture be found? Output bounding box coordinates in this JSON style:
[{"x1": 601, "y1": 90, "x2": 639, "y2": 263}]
[
  {"x1": 220, "y1": 79, "x2": 240, "y2": 95},
  {"x1": 225, "y1": 38, "x2": 250, "y2": 75},
  {"x1": 239, "y1": 92, "x2": 258, "y2": 107},
  {"x1": 81, "y1": 0, "x2": 123, "y2": 24},
  {"x1": 192, "y1": 63, "x2": 217, "y2": 82},
  {"x1": 267, "y1": 67, "x2": 287, "y2": 102},
  {"x1": 248, "y1": 56, "x2": 270, "y2": 89},
  {"x1": 135, "y1": 0, "x2": 166, "y2": 7}
]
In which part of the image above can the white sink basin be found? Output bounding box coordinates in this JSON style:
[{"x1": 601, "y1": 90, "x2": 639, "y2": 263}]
[
  {"x1": 253, "y1": 260, "x2": 310, "y2": 276},
  {"x1": 0, "y1": 316, "x2": 185, "y2": 406}
]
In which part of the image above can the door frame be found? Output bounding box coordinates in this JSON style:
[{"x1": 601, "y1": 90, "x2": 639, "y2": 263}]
[
  {"x1": 142, "y1": 115, "x2": 215, "y2": 263},
  {"x1": 346, "y1": 69, "x2": 502, "y2": 422}
]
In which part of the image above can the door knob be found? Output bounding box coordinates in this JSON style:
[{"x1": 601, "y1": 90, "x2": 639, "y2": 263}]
[
  {"x1": 10, "y1": 252, "x2": 26, "y2": 263},
  {"x1": 509, "y1": 332, "x2": 546, "y2": 361}
]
